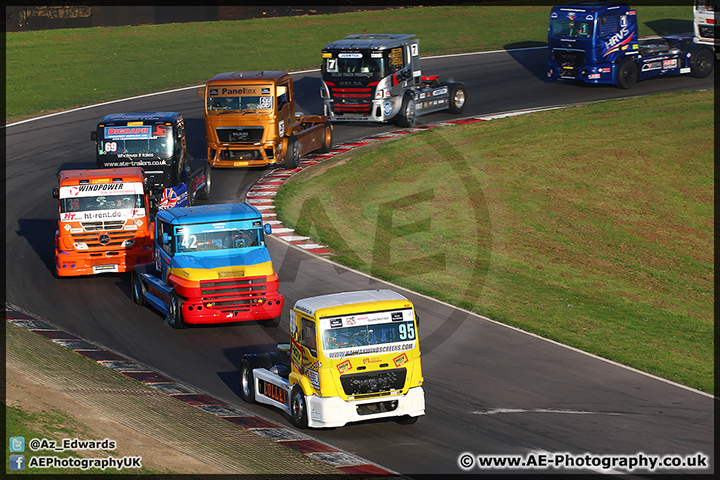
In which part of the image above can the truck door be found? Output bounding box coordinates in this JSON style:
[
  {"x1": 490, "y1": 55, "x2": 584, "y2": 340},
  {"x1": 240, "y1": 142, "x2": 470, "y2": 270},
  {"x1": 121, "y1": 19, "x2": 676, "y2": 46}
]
[
  {"x1": 300, "y1": 316, "x2": 318, "y2": 374},
  {"x1": 276, "y1": 82, "x2": 293, "y2": 137},
  {"x1": 175, "y1": 117, "x2": 187, "y2": 171},
  {"x1": 156, "y1": 220, "x2": 173, "y2": 281}
]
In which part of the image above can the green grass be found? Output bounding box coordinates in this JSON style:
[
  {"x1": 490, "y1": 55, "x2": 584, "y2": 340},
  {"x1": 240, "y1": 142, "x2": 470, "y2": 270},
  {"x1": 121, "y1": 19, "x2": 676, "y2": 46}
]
[
  {"x1": 5, "y1": 406, "x2": 166, "y2": 474},
  {"x1": 275, "y1": 90, "x2": 714, "y2": 394},
  {"x1": 5, "y1": 3, "x2": 692, "y2": 123}
]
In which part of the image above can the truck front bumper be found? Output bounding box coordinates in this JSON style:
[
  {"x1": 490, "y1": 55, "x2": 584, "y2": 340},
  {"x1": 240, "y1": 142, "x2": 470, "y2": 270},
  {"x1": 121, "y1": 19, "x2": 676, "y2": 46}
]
[
  {"x1": 547, "y1": 62, "x2": 616, "y2": 85},
  {"x1": 56, "y1": 247, "x2": 153, "y2": 277},
  {"x1": 325, "y1": 98, "x2": 402, "y2": 123},
  {"x1": 179, "y1": 292, "x2": 284, "y2": 325},
  {"x1": 306, "y1": 386, "x2": 425, "y2": 428},
  {"x1": 208, "y1": 143, "x2": 281, "y2": 168}
]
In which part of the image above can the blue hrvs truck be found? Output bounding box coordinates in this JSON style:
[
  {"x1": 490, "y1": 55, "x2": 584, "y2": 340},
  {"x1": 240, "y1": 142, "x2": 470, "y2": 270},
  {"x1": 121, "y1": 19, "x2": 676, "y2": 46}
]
[{"x1": 547, "y1": 1, "x2": 714, "y2": 88}]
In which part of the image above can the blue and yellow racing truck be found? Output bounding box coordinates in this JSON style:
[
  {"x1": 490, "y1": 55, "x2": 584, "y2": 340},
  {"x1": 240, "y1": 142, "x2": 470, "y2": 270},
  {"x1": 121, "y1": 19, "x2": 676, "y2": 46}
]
[
  {"x1": 547, "y1": 1, "x2": 714, "y2": 88},
  {"x1": 130, "y1": 203, "x2": 284, "y2": 328}
]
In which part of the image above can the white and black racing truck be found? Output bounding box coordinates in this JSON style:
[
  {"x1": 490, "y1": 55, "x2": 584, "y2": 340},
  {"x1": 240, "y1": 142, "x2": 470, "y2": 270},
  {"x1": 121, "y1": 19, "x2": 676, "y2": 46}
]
[{"x1": 320, "y1": 34, "x2": 467, "y2": 127}]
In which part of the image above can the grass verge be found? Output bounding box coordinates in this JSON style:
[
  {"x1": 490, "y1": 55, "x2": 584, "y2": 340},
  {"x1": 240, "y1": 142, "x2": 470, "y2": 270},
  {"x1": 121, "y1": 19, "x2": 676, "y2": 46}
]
[
  {"x1": 5, "y1": 3, "x2": 692, "y2": 123},
  {"x1": 274, "y1": 90, "x2": 714, "y2": 394},
  {"x1": 5, "y1": 320, "x2": 346, "y2": 475}
]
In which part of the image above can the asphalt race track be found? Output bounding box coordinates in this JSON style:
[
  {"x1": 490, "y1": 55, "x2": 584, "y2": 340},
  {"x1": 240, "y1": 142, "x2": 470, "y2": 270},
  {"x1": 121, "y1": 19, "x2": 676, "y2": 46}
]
[{"x1": 5, "y1": 48, "x2": 714, "y2": 475}]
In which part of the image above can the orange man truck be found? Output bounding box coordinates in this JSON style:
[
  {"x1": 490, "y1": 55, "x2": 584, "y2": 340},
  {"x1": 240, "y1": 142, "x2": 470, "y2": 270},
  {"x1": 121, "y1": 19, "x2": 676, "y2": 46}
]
[
  {"x1": 197, "y1": 71, "x2": 333, "y2": 169},
  {"x1": 53, "y1": 167, "x2": 154, "y2": 276}
]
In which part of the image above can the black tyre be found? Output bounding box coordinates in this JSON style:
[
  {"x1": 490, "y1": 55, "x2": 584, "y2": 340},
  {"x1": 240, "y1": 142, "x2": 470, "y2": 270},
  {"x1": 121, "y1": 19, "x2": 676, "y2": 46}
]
[
  {"x1": 283, "y1": 136, "x2": 300, "y2": 169},
  {"x1": 201, "y1": 163, "x2": 212, "y2": 200},
  {"x1": 239, "y1": 359, "x2": 255, "y2": 403},
  {"x1": 691, "y1": 48, "x2": 714, "y2": 78},
  {"x1": 396, "y1": 415, "x2": 419, "y2": 425},
  {"x1": 131, "y1": 270, "x2": 145, "y2": 306},
  {"x1": 289, "y1": 385, "x2": 308, "y2": 428},
  {"x1": 168, "y1": 291, "x2": 186, "y2": 329},
  {"x1": 395, "y1": 94, "x2": 416, "y2": 127},
  {"x1": 319, "y1": 123, "x2": 333, "y2": 153},
  {"x1": 447, "y1": 83, "x2": 466, "y2": 114},
  {"x1": 616, "y1": 58, "x2": 638, "y2": 89}
]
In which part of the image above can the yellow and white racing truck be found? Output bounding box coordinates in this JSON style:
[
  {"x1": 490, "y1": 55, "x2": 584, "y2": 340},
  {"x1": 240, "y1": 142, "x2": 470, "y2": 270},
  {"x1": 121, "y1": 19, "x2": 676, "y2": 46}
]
[{"x1": 239, "y1": 289, "x2": 425, "y2": 428}]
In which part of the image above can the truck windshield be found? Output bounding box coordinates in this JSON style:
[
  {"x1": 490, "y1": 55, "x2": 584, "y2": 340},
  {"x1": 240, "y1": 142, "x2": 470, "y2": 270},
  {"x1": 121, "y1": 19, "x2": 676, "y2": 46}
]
[
  {"x1": 324, "y1": 54, "x2": 384, "y2": 75},
  {"x1": 174, "y1": 223, "x2": 263, "y2": 253},
  {"x1": 319, "y1": 308, "x2": 416, "y2": 356},
  {"x1": 550, "y1": 18, "x2": 594, "y2": 38},
  {"x1": 206, "y1": 90, "x2": 274, "y2": 113},
  {"x1": 98, "y1": 124, "x2": 174, "y2": 158},
  {"x1": 60, "y1": 194, "x2": 144, "y2": 214}
]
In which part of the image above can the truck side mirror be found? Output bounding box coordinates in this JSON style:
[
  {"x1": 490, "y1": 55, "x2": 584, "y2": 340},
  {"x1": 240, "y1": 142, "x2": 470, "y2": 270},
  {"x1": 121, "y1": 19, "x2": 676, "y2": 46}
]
[
  {"x1": 52, "y1": 187, "x2": 59, "y2": 199},
  {"x1": 90, "y1": 131, "x2": 96, "y2": 141},
  {"x1": 264, "y1": 224, "x2": 272, "y2": 235},
  {"x1": 161, "y1": 232, "x2": 172, "y2": 245},
  {"x1": 196, "y1": 87, "x2": 205, "y2": 98}
]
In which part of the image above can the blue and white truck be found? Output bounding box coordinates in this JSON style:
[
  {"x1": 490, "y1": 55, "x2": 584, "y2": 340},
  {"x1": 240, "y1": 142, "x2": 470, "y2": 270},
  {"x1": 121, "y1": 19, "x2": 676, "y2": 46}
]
[{"x1": 547, "y1": 1, "x2": 715, "y2": 88}]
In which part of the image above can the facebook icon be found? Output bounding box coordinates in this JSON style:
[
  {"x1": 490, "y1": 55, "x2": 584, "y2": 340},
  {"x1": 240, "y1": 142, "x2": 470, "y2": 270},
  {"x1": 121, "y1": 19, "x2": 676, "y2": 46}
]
[{"x1": 10, "y1": 454, "x2": 25, "y2": 470}]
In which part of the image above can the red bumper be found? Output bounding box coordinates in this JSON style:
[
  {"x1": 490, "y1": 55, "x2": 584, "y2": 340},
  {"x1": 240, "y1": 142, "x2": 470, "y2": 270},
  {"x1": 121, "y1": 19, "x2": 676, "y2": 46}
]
[{"x1": 178, "y1": 292, "x2": 284, "y2": 325}]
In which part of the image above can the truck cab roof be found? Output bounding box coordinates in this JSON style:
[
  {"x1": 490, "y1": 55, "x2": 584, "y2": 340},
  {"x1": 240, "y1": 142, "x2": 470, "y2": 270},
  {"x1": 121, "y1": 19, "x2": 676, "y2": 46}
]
[
  {"x1": 294, "y1": 289, "x2": 411, "y2": 318},
  {"x1": 552, "y1": 1, "x2": 629, "y2": 13},
  {"x1": 206, "y1": 71, "x2": 290, "y2": 84},
  {"x1": 57, "y1": 167, "x2": 145, "y2": 183},
  {"x1": 156, "y1": 202, "x2": 262, "y2": 225},
  {"x1": 97, "y1": 112, "x2": 182, "y2": 125},
  {"x1": 323, "y1": 34, "x2": 416, "y2": 51}
]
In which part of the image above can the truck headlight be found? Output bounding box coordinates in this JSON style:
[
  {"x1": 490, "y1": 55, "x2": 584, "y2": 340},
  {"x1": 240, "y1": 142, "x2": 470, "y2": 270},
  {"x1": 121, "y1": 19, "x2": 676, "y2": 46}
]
[
  {"x1": 375, "y1": 89, "x2": 384, "y2": 99},
  {"x1": 73, "y1": 242, "x2": 88, "y2": 250},
  {"x1": 122, "y1": 239, "x2": 135, "y2": 248}
]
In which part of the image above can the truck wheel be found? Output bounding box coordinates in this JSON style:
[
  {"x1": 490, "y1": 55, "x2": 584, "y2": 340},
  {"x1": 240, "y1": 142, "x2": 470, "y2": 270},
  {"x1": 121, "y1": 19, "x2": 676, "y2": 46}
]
[
  {"x1": 616, "y1": 58, "x2": 638, "y2": 89},
  {"x1": 447, "y1": 83, "x2": 466, "y2": 114},
  {"x1": 201, "y1": 163, "x2": 211, "y2": 200},
  {"x1": 319, "y1": 124, "x2": 333, "y2": 153},
  {"x1": 395, "y1": 94, "x2": 416, "y2": 127},
  {"x1": 289, "y1": 385, "x2": 308, "y2": 428},
  {"x1": 168, "y1": 292, "x2": 186, "y2": 329},
  {"x1": 691, "y1": 48, "x2": 714, "y2": 78},
  {"x1": 239, "y1": 359, "x2": 255, "y2": 403},
  {"x1": 131, "y1": 271, "x2": 145, "y2": 306},
  {"x1": 396, "y1": 415, "x2": 419, "y2": 425},
  {"x1": 283, "y1": 136, "x2": 300, "y2": 169}
]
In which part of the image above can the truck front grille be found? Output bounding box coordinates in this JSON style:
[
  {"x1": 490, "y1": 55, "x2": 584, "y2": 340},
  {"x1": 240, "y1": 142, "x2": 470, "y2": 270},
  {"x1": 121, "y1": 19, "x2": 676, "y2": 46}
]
[
  {"x1": 340, "y1": 367, "x2": 406, "y2": 396},
  {"x1": 71, "y1": 229, "x2": 135, "y2": 248},
  {"x1": 329, "y1": 87, "x2": 373, "y2": 114},
  {"x1": 200, "y1": 276, "x2": 268, "y2": 309},
  {"x1": 81, "y1": 220, "x2": 125, "y2": 231},
  {"x1": 216, "y1": 126, "x2": 264, "y2": 143},
  {"x1": 553, "y1": 48, "x2": 585, "y2": 66}
]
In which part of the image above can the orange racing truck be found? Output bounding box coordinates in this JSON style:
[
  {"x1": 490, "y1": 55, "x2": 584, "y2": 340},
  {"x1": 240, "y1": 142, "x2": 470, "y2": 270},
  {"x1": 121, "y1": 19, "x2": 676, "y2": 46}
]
[
  {"x1": 53, "y1": 167, "x2": 154, "y2": 276},
  {"x1": 197, "y1": 71, "x2": 333, "y2": 169},
  {"x1": 239, "y1": 290, "x2": 425, "y2": 428}
]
